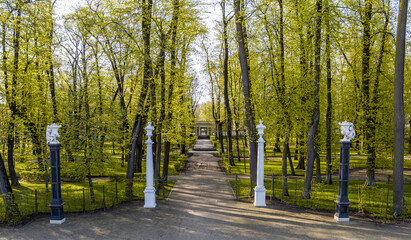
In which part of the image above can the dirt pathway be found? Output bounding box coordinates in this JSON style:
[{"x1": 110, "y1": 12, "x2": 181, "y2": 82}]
[{"x1": 1, "y1": 139, "x2": 410, "y2": 239}]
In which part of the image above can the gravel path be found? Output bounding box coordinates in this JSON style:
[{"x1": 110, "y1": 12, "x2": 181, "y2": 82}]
[{"x1": 0, "y1": 139, "x2": 410, "y2": 239}]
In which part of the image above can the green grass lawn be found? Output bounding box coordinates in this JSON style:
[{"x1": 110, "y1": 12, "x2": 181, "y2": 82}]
[
  {"x1": 2, "y1": 149, "x2": 186, "y2": 224},
  {"x1": 0, "y1": 179, "x2": 175, "y2": 224},
  {"x1": 14, "y1": 152, "x2": 186, "y2": 182},
  {"x1": 230, "y1": 178, "x2": 411, "y2": 220}
]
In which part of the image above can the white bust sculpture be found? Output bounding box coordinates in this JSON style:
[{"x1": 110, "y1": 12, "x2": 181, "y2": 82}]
[
  {"x1": 339, "y1": 121, "x2": 355, "y2": 142},
  {"x1": 46, "y1": 123, "x2": 61, "y2": 145}
]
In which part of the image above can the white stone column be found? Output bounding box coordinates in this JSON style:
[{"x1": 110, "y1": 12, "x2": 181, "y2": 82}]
[
  {"x1": 144, "y1": 122, "x2": 156, "y2": 208},
  {"x1": 254, "y1": 121, "x2": 267, "y2": 207}
]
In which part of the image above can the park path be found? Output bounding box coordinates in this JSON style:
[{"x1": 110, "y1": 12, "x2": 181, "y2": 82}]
[{"x1": 1, "y1": 139, "x2": 410, "y2": 239}]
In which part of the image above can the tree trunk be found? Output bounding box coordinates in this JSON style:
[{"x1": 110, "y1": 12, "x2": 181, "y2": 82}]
[
  {"x1": 234, "y1": 0, "x2": 258, "y2": 188},
  {"x1": 135, "y1": 128, "x2": 145, "y2": 173},
  {"x1": 0, "y1": 153, "x2": 20, "y2": 222},
  {"x1": 126, "y1": 0, "x2": 153, "y2": 194},
  {"x1": 325, "y1": 0, "x2": 332, "y2": 185},
  {"x1": 87, "y1": 173, "x2": 95, "y2": 203},
  {"x1": 94, "y1": 51, "x2": 106, "y2": 152},
  {"x1": 46, "y1": 19, "x2": 58, "y2": 123},
  {"x1": 296, "y1": 132, "x2": 306, "y2": 169},
  {"x1": 302, "y1": 0, "x2": 322, "y2": 199},
  {"x1": 315, "y1": 151, "x2": 322, "y2": 183},
  {"x1": 393, "y1": 0, "x2": 408, "y2": 217},
  {"x1": 286, "y1": 143, "x2": 295, "y2": 176},
  {"x1": 235, "y1": 128, "x2": 241, "y2": 162},
  {"x1": 282, "y1": 140, "x2": 289, "y2": 196},
  {"x1": 409, "y1": 119, "x2": 411, "y2": 154},
  {"x1": 222, "y1": 0, "x2": 234, "y2": 166},
  {"x1": 162, "y1": 141, "x2": 171, "y2": 183},
  {"x1": 162, "y1": 0, "x2": 180, "y2": 181},
  {"x1": 7, "y1": 125, "x2": 19, "y2": 186},
  {"x1": 156, "y1": 32, "x2": 166, "y2": 186},
  {"x1": 362, "y1": 0, "x2": 376, "y2": 186},
  {"x1": 218, "y1": 121, "x2": 224, "y2": 152}
]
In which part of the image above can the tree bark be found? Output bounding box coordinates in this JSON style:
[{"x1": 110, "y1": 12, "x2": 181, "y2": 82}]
[
  {"x1": 409, "y1": 119, "x2": 411, "y2": 154},
  {"x1": 234, "y1": 0, "x2": 258, "y2": 188},
  {"x1": 155, "y1": 32, "x2": 166, "y2": 189},
  {"x1": 325, "y1": 0, "x2": 332, "y2": 185},
  {"x1": 0, "y1": 153, "x2": 20, "y2": 222},
  {"x1": 362, "y1": 0, "x2": 376, "y2": 186},
  {"x1": 296, "y1": 132, "x2": 306, "y2": 169},
  {"x1": 222, "y1": 0, "x2": 234, "y2": 166},
  {"x1": 126, "y1": 0, "x2": 153, "y2": 195},
  {"x1": 162, "y1": 0, "x2": 180, "y2": 182},
  {"x1": 393, "y1": 0, "x2": 408, "y2": 217},
  {"x1": 302, "y1": 0, "x2": 322, "y2": 199},
  {"x1": 282, "y1": 140, "x2": 289, "y2": 196}
]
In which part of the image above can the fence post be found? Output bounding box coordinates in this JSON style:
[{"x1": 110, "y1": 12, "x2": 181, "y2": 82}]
[
  {"x1": 294, "y1": 178, "x2": 297, "y2": 205},
  {"x1": 103, "y1": 185, "x2": 106, "y2": 211},
  {"x1": 358, "y1": 185, "x2": 361, "y2": 214},
  {"x1": 385, "y1": 187, "x2": 390, "y2": 220},
  {"x1": 115, "y1": 181, "x2": 118, "y2": 204},
  {"x1": 270, "y1": 174, "x2": 274, "y2": 201},
  {"x1": 33, "y1": 189, "x2": 37, "y2": 214},
  {"x1": 82, "y1": 188, "x2": 85, "y2": 213},
  {"x1": 235, "y1": 175, "x2": 238, "y2": 200}
]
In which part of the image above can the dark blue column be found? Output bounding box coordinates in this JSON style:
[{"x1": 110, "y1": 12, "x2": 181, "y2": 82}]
[
  {"x1": 334, "y1": 141, "x2": 351, "y2": 222},
  {"x1": 49, "y1": 143, "x2": 65, "y2": 224}
]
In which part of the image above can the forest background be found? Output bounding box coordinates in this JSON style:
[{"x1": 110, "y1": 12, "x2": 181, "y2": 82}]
[{"x1": 0, "y1": 0, "x2": 410, "y2": 223}]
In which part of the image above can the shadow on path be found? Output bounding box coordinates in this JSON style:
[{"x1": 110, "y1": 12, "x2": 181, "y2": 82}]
[{"x1": 1, "y1": 139, "x2": 410, "y2": 240}]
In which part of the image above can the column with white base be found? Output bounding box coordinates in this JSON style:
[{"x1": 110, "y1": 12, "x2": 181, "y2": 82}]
[
  {"x1": 144, "y1": 122, "x2": 156, "y2": 208},
  {"x1": 254, "y1": 121, "x2": 266, "y2": 207}
]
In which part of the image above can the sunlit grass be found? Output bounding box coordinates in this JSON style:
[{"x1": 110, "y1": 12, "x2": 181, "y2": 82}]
[
  {"x1": 0, "y1": 179, "x2": 175, "y2": 224},
  {"x1": 230, "y1": 178, "x2": 411, "y2": 220}
]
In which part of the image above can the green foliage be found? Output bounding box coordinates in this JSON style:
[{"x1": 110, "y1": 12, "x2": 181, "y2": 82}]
[
  {"x1": 0, "y1": 180, "x2": 176, "y2": 225},
  {"x1": 230, "y1": 178, "x2": 411, "y2": 221}
]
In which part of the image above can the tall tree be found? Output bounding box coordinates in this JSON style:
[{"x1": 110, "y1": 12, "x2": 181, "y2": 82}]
[
  {"x1": 234, "y1": 0, "x2": 258, "y2": 188},
  {"x1": 126, "y1": 0, "x2": 153, "y2": 195},
  {"x1": 362, "y1": 0, "x2": 375, "y2": 186},
  {"x1": 221, "y1": 0, "x2": 234, "y2": 166},
  {"x1": 324, "y1": 0, "x2": 332, "y2": 185},
  {"x1": 302, "y1": 0, "x2": 322, "y2": 199},
  {"x1": 162, "y1": 0, "x2": 180, "y2": 182},
  {"x1": 393, "y1": 0, "x2": 408, "y2": 217}
]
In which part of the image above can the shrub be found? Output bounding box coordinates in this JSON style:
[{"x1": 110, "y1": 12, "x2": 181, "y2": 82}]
[
  {"x1": 18, "y1": 171, "x2": 45, "y2": 182},
  {"x1": 174, "y1": 162, "x2": 181, "y2": 171}
]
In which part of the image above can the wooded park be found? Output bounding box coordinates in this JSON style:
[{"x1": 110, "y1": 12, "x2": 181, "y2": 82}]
[{"x1": 0, "y1": 0, "x2": 410, "y2": 225}]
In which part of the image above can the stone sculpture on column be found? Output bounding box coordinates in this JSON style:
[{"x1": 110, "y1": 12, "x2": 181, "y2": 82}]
[
  {"x1": 144, "y1": 122, "x2": 156, "y2": 208},
  {"x1": 47, "y1": 123, "x2": 65, "y2": 224},
  {"x1": 254, "y1": 121, "x2": 267, "y2": 207},
  {"x1": 334, "y1": 121, "x2": 355, "y2": 222}
]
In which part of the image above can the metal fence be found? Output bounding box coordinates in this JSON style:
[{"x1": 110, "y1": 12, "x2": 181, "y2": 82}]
[
  {"x1": 233, "y1": 175, "x2": 411, "y2": 220},
  {"x1": 0, "y1": 179, "x2": 148, "y2": 223}
]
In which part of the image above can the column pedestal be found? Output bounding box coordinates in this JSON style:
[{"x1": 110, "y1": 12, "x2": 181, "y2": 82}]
[
  {"x1": 254, "y1": 121, "x2": 266, "y2": 207},
  {"x1": 49, "y1": 143, "x2": 65, "y2": 224},
  {"x1": 144, "y1": 122, "x2": 156, "y2": 208},
  {"x1": 254, "y1": 186, "x2": 267, "y2": 207},
  {"x1": 334, "y1": 141, "x2": 351, "y2": 222},
  {"x1": 144, "y1": 187, "x2": 156, "y2": 208}
]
